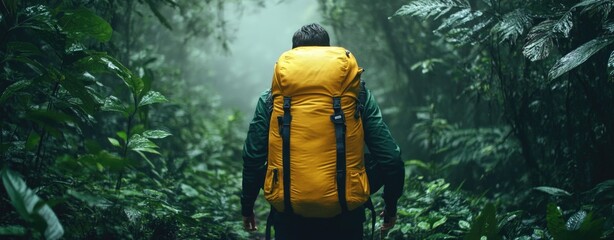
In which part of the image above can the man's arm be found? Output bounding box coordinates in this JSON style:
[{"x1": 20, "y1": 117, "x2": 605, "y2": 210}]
[
  {"x1": 362, "y1": 88, "x2": 405, "y2": 216},
  {"x1": 241, "y1": 89, "x2": 271, "y2": 218}
]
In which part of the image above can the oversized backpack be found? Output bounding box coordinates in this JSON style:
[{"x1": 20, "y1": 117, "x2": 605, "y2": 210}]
[{"x1": 263, "y1": 46, "x2": 369, "y2": 218}]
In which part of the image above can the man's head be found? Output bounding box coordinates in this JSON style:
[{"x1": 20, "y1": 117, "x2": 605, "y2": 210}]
[{"x1": 292, "y1": 23, "x2": 330, "y2": 48}]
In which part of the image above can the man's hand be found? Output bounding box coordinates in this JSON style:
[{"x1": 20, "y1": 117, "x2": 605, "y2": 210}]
[
  {"x1": 379, "y1": 210, "x2": 398, "y2": 238},
  {"x1": 242, "y1": 212, "x2": 258, "y2": 232}
]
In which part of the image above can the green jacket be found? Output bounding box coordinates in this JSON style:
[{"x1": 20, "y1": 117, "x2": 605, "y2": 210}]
[{"x1": 241, "y1": 86, "x2": 405, "y2": 217}]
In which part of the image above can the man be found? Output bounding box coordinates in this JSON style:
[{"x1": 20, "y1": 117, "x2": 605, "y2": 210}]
[{"x1": 241, "y1": 23, "x2": 404, "y2": 240}]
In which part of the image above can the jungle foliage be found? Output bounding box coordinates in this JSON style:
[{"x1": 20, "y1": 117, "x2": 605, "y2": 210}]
[
  {"x1": 1, "y1": 0, "x2": 614, "y2": 239},
  {"x1": 320, "y1": 0, "x2": 614, "y2": 239},
  {"x1": 1, "y1": 0, "x2": 253, "y2": 239}
]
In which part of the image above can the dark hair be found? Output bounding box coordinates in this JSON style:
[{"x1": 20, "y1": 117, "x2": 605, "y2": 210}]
[{"x1": 292, "y1": 23, "x2": 330, "y2": 48}]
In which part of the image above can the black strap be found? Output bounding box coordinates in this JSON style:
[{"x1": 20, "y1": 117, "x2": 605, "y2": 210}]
[
  {"x1": 330, "y1": 97, "x2": 349, "y2": 213},
  {"x1": 281, "y1": 96, "x2": 293, "y2": 214},
  {"x1": 355, "y1": 80, "x2": 367, "y2": 119},
  {"x1": 265, "y1": 206, "x2": 275, "y2": 240},
  {"x1": 365, "y1": 198, "x2": 376, "y2": 240}
]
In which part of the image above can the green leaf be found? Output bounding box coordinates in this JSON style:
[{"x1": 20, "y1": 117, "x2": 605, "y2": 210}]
[
  {"x1": 180, "y1": 183, "x2": 199, "y2": 197},
  {"x1": 533, "y1": 186, "x2": 572, "y2": 197},
  {"x1": 0, "y1": 225, "x2": 26, "y2": 236},
  {"x1": 128, "y1": 134, "x2": 160, "y2": 154},
  {"x1": 59, "y1": 8, "x2": 112, "y2": 42},
  {"x1": 547, "y1": 203, "x2": 567, "y2": 240},
  {"x1": 142, "y1": 130, "x2": 172, "y2": 139},
  {"x1": 7, "y1": 41, "x2": 44, "y2": 56},
  {"x1": 1, "y1": 168, "x2": 64, "y2": 240},
  {"x1": 432, "y1": 216, "x2": 448, "y2": 229},
  {"x1": 101, "y1": 96, "x2": 128, "y2": 114},
  {"x1": 0, "y1": 80, "x2": 32, "y2": 105},
  {"x1": 73, "y1": 53, "x2": 143, "y2": 95},
  {"x1": 60, "y1": 74, "x2": 100, "y2": 114},
  {"x1": 25, "y1": 132, "x2": 41, "y2": 151},
  {"x1": 108, "y1": 137, "x2": 121, "y2": 147},
  {"x1": 67, "y1": 190, "x2": 112, "y2": 208},
  {"x1": 79, "y1": 151, "x2": 126, "y2": 171},
  {"x1": 549, "y1": 36, "x2": 614, "y2": 80},
  {"x1": 138, "y1": 91, "x2": 168, "y2": 107}
]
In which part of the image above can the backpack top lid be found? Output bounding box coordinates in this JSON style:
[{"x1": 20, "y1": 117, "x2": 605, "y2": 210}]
[{"x1": 272, "y1": 46, "x2": 363, "y2": 98}]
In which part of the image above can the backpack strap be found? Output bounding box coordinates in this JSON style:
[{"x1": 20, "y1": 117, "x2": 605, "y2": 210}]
[
  {"x1": 355, "y1": 80, "x2": 367, "y2": 119},
  {"x1": 331, "y1": 97, "x2": 349, "y2": 213},
  {"x1": 280, "y1": 96, "x2": 294, "y2": 214}
]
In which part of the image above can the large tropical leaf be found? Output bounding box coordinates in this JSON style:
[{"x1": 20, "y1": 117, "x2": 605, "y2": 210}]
[
  {"x1": 1, "y1": 168, "x2": 64, "y2": 240},
  {"x1": 549, "y1": 35, "x2": 614, "y2": 80}
]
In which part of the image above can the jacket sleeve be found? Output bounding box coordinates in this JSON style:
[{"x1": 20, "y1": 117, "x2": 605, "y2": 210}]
[
  {"x1": 241, "y1": 89, "x2": 271, "y2": 217},
  {"x1": 362, "y1": 88, "x2": 405, "y2": 215}
]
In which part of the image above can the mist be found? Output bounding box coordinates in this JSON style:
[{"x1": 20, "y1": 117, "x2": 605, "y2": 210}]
[{"x1": 192, "y1": 0, "x2": 326, "y2": 116}]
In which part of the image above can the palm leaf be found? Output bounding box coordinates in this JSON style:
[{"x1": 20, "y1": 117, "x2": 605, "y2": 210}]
[
  {"x1": 573, "y1": 0, "x2": 613, "y2": 18},
  {"x1": 492, "y1": 9, "x2": 533, "y2": 43},
  {"x1": 393, "y1": 0, "x2": 470, "y2": 19},
  {"x1": 523, "y1": 12, "x2": 572, "y2": 61},
  {"x1": 549, "y1": 35, "x2": 614, "y2": 80}
]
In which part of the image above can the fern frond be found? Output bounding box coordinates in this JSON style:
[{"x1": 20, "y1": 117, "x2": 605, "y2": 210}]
[
  {"x1": 523, "y1": 13, "x2": 573, "y2": 61},
  {"x1": 608, "y1": 50, "x2": 614, "y2": 75},
  {"x1": 492, "y1": 9, "x2": 533, "y2": 43},
  {"x1": 549, "y1": 36, "x2": 614, "y2": 80},
  {"x1": 393, "y1": 0, "x2": 470, "y2": 19}
]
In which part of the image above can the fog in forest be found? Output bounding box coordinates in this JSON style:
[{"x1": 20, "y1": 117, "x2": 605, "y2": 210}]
[{"x1": 196, "y1": 0, "x2": 325, "y2": 116}]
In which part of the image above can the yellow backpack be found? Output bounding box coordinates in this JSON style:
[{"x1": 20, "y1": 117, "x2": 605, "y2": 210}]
[{"x1": 264, "y1": 46, "x2": 369, "y2": 218}]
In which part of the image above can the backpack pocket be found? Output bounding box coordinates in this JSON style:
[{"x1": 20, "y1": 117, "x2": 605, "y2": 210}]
[
  {"x1": 264, "y1": 167, "x2": 283, "y2": 206},
  {"x1": 347, "y1": 169, "x2": 369, "y2": 210}
]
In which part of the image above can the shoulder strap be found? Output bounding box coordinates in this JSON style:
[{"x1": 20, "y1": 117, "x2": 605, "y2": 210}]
[{"x1": 355, "y1": 80, "x2": 367, "y2": 119}]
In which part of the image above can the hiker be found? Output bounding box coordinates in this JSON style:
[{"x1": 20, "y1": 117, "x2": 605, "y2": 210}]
[{"x1": 241, "y1": 23, "x2": 405, "y2": 240}]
